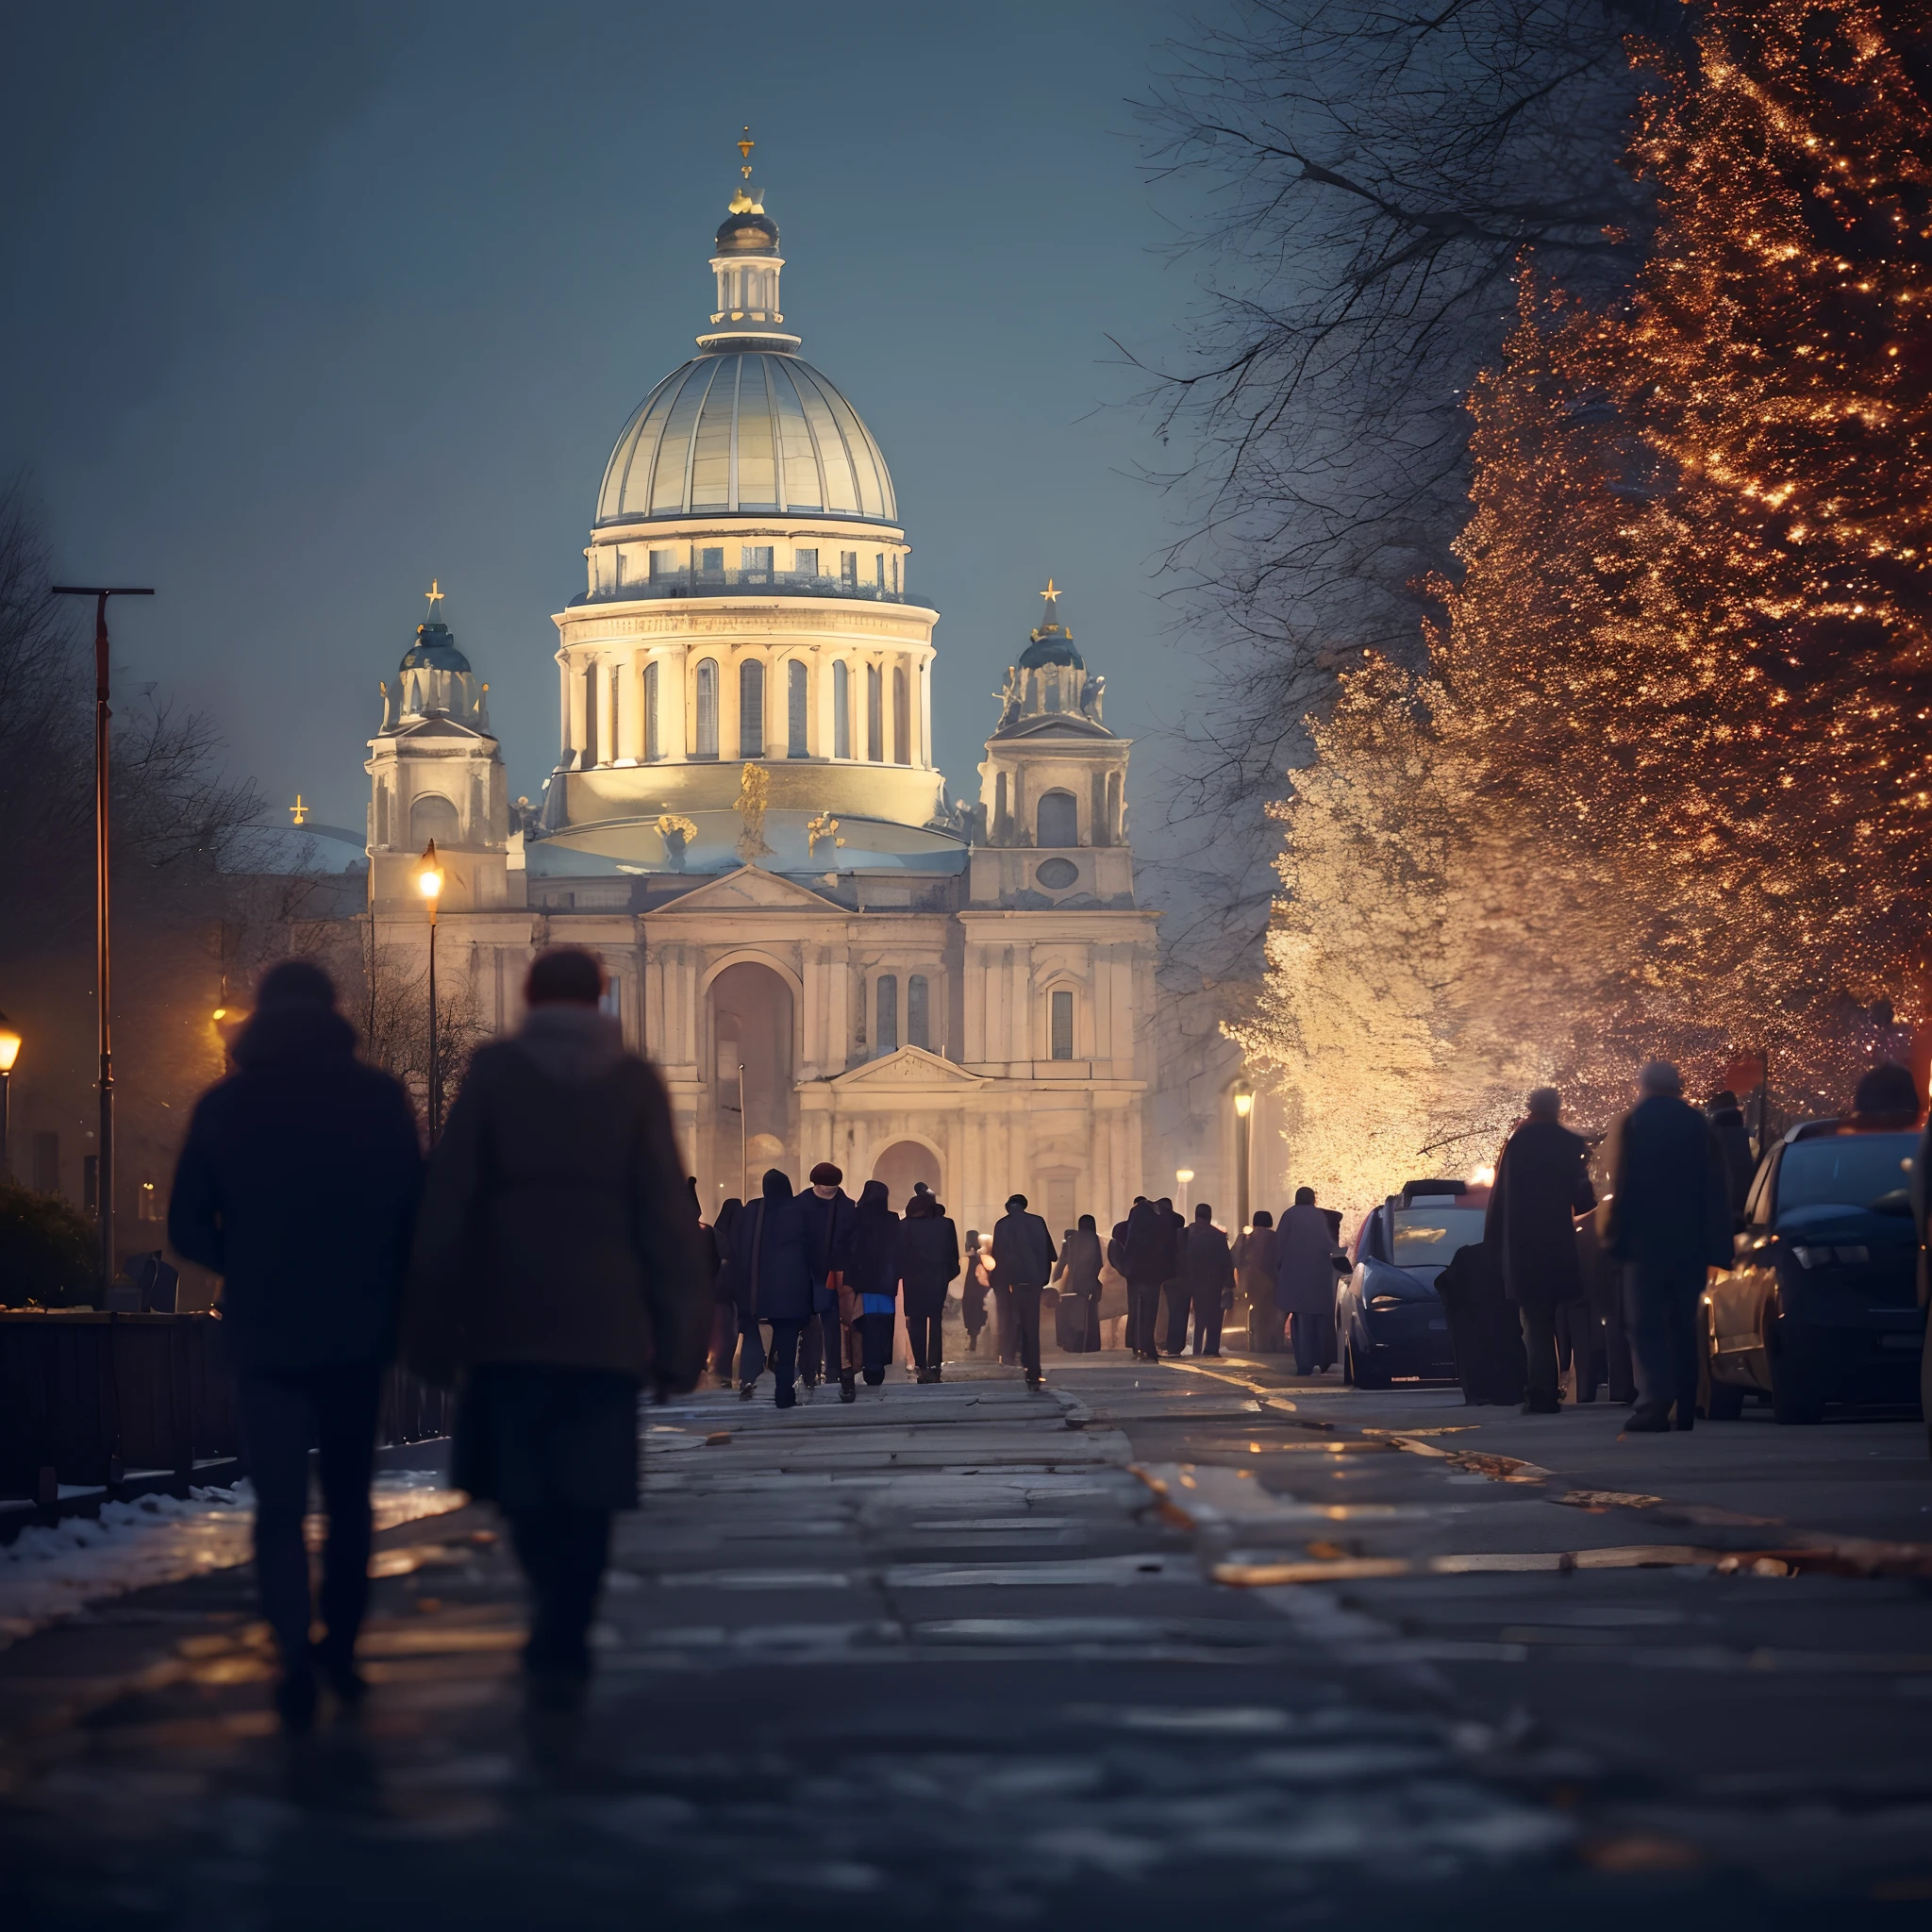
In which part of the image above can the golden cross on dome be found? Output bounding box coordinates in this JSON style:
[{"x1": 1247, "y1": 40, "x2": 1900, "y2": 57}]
[
  {"x1": 739, "y1": 126, "x2": 754, "y2": 178},
  {"x1": 424, "y1": 578, "x2": 444, "y2": 614},
  {"x1": 289, "y1": 795, "x2": 308, "y2": 826},
  {"x1": 1039, "y1": 578, "x2": 1061, "y2": 610}
]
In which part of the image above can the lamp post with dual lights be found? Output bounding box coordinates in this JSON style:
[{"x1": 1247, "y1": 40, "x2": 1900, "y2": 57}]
[
  {"x1": 1233, "y1": 1083, "x2": 1254, "y2": 1232},
  {"x1": 0, "y1": 1012, "x2": 21, "y2": 1180},
  {"x1": 417, "y1": 841, "x2": 445, "y2": 1141}
]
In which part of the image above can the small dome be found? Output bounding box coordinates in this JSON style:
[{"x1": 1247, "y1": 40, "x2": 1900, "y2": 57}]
[
  {"x1": 1019, "y1": 623, "x2": 1081, "y2": 670},
  {"x1": 598, "y1": 351, "x2": 896, "y2": 524},
  {"x1": 399, "y1": 621, "x2": 471, "y2": 673},
  {"x1": 715, "y1": 208, "x2": 779, "y2": 254}
]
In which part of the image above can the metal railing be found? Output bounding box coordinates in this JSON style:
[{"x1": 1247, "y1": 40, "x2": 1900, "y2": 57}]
[{"x1": 584, "y1": 567, "x2": 908, "y2": 606}]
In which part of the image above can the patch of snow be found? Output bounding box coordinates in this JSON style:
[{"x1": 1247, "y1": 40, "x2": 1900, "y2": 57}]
[{"x1": 0, "y1": 1471, "x2": 463, "y2": 1648}]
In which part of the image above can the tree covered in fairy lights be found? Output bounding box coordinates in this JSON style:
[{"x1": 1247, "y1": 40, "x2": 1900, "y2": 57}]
[{"x1": 1240, "y1": 0, "x2": 1932, "y2": 1200}]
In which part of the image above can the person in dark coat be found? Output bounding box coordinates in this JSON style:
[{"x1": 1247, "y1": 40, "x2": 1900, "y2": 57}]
[
  {"x1": 1486, "y1": 1088, "x2": 1598, "y2": 1414},
  {"x1": 1158, "y1": 1198, "x2": 1191, "y2": 1356},
  {"x1": 1122, "y1": 1195, "x2": 1176, "y2": 1363},
  {"x1": 960, "y1": 1230, "x2": 990, "y2": 1351},
  {"x1": 1231, "y1": 1211, "x2": 1280, "y2": 1353},
  {"x1": 1180, "y1": 1203, "x2": 1234, "y2": 1357},
  {"x1": 404, "y1": 946, "x2": 708, "y2": 1731},
  {"x1": 896, "y1": 1191, "x2": 960, "y2": 1381},
  {"x1": 694, "y1": 1181, "x2": 731, "y2": 1389},
  {"x1": 726, "y1": 1168, "x2": 815, "y2": 1407},
  {"x1": 797, "y1": 1161, "x2": 857, "y2": 1398},
  {"x1": 845, "y1": 1179, "x2": 900, "y2": 1385},
  {"x1": 991, "y1": 1192, "x2": 1058, "y2": 1390},
  {"x1": 1705, "y1": 1091, "x2": 1757, "y2": 1218},
  {"x1": 1598, "y1": 1060, "x2": 1732, "y2": 1433},
  {"x1": 1052, "y1": 1214, "x2": 1105, "y2": 1353},
  {"x1": 168, "y1": 958, "x2": 423, "y2": 1732},
  {"x1": 708, "y1": 1196, "x2": 742, "y2": 1387},
  {"x1": 1434, "y1": 1239, "x2": 1527, "y2": 1405},
  {"x1": 1275, "y1": 1189, "x2": 1339, "y2": 1374}
]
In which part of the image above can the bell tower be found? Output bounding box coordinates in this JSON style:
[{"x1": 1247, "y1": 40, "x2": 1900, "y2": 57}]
[{"x1": 366, "y1": 584, "x2": 518, "y2": 911}]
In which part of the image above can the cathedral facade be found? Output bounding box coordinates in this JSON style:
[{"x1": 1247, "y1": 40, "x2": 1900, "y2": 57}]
[{"x1": 361, "y1": 164, "x2": 1163, "y2": 1239}]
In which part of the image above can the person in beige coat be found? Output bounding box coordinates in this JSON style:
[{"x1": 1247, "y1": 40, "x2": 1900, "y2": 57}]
[{"x1": 405, "y1": 947, "x2": 708, "y2": 1720}]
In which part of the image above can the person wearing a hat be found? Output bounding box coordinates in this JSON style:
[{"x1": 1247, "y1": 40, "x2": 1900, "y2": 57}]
[
  {"x1": 169, "y1": 958, "x2": 424, "y2": 1732},
  {"x1": 798, "y1": 1160, "x2": 858, "y2": 1399},
  {"x1": 1598, "y1": 1060, "x2": 1732, "y2": 1434},
  {"x1": 991, "y1": 1192, "x2": 1058, "y2": 1390}
]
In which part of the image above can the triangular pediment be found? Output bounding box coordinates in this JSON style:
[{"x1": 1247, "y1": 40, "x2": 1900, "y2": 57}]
[
  {"x1": 653, "y1": 864, "x2": 842, "y2": 913},
  {"x1": 831, "y1": 1044, "x2": 987, "y2": 1088}
]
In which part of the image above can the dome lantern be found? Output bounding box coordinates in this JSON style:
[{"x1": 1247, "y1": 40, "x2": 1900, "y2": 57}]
[{"x1": 698, "y1": 127, "x2": 800, "y2": 355}]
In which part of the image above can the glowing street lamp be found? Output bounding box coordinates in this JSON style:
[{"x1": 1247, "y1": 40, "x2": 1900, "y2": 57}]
[
  {"x1": 418, "y1": 841, "x2": 445, "y2": 1141},
  {"x1": 1232, "y1": 1081, "x2": 1255, "y2": 1232},
  {"x1": 1175, "y1": 1166, "x2": 1194, "y2": 1217},
  {"x1": 0, "y1": 1010, "x2": 21, "y2": 1181}
]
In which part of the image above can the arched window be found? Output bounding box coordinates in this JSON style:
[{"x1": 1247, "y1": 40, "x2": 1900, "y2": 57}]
[
  {"x1": 867, "y1": 663, "x2": 883, "y2": 761},
  {"x1": 410, "y1": 792, "x2": 460, "y2": 848},
  {"x1": 694, "y1": 658, "x2": 718, "y2": 758},
  {"x1": 1037, "y1": 790, "x2": 1078, "y2": 848},
  {"x1": 875, "y1": 974, "x2": 899, "y2": 1055},
  {"x1": 787, "y1": 659, "x2": 808, "y2": 757},
  {"x1": 375, "y1": 783, "x2": 390, "y2": 846},
  {"x1": 994, "y1": 772, "x2": 1008, "y2": 838},
  {"x1": 1050, "y1": 989, "x2": 1074, "y2": 1061},
  {"x1": 1106, "y1": 770, "x2": 1122, "y2": 843},
  {"x1": 740, "y1": 658, "x2": 764, "y2": 758},
  {"x1": 833, "y1": 660, "x2": 851, "y2": 758},
  {"x1": 908, "y1": 974, "x2": 930, "y2": 1050},
  {"x1": 643, "y1": 660, "x2": 660, "y2": 761},
  {"x1": 892, "y1": 665, "x2": 909, "y2": 765}
]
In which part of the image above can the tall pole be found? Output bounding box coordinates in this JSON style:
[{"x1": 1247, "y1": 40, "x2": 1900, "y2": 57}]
[
  {"x1": 426, "y1": 904, "x2": 441, "y2": 1142},
  {"x1": 1235, "y1": 1102, "x2": 1252, "y2": 1232},
  {"x1": 738, "y1": 1062, "x2": 747, "y2": 1203},
  {"x1": 51, "y1": 585, "x2": 153, "y2": 1293}
]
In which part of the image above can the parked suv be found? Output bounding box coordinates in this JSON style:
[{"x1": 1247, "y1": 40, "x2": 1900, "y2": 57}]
[
  {"x1": 1338, "y1": 1180, "x2": 1480, "y2": 1388},
  {"x1": 1703, "y1": 1120, "x2": 1925, "y2": 1424}
]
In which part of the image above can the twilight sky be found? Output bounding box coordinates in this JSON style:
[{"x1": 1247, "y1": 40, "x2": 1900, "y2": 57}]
[{"x1": 2, "y1": 0, "x2": 1209, "y2": 853}]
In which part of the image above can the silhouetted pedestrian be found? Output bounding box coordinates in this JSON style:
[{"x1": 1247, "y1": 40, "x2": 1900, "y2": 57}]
[
  {"x1": 1706, "y1": 1090, "x2": 1757, "y2": 1217},
  {"x1": 897, "y1": 1190, "x2": 960, "y2": 1381},
  {"x1": 709, "y1": 1195, "x2": 742, "y2": 1388},
  {"x1": 1232, "y1": 1211, "x2": 1280, "y2": 1353},
  {"x1": 847, "y1": 1178, "x2": 900, "y2": 1385},
  {"x1": 1180, "y1": 1203, "x2": 1233, "y2": 1356},
  {"x1": 404, "y1": 947, "x2": 708, "y2": 1747},
  {"x1": 798, "y1": 1161, "x2": 857, "y2": 1398},
  {"x1": 1122, "y1": 1195, "x2": 1174, "y2": 1362},
  {"x1": 992, "y1": 1192, "x2": 1058, "y2": 1390},
  {"x1": 1487, "y1": 1088, "x2": 1597, "y2": 1414},
  {"x1": 1598, "y1": 1060, "x2": 1731, "y2": 1434},
  {"x1": 169, "y1": 958, "x2": 423, "y2": 1733},
  {"x1": 730, "y1": 1168, "x2": 815, "y2": 1407},
  {"x1": 1053, "y1": 1213, "x2": 1105, "y2": 1352},
  {"x1": 961, "y1": 1230, "x2": 990, "y2": 1352},
  {"x1": 1276, "y1": 1188, "x2": 1338, "y2": 1374}
]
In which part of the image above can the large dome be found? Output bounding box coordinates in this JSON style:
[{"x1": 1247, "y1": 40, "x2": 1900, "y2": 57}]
[{"x1": 596, "y1": 351, "x2": 896, "y2": 525}]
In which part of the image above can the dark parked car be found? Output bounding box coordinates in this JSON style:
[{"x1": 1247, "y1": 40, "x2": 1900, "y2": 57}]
[
  {"x1": 1703, "y1": 1120, "x2": 1926, "y2": 1424},
  {"x1": 1338, "y1": 1180, "x2": 1481, "y2": 1388}
]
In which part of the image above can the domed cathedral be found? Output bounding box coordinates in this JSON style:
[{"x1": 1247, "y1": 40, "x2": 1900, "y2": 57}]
[{"x1": 366, "y1": 142, "x2": 1160, "y2": 1238}]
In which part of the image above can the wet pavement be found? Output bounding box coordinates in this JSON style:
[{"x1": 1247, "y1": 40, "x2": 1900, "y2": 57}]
[{"x1": 3, "y1": 1350, "x2": 1930, "y2": 1928}]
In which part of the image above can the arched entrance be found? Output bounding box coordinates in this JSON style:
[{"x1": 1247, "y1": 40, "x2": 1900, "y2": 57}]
[
  {"x1": 708, "y1": 961, "x2": 794, "y2": 1207},
  {"x1": 872, "y1": 1139, "x2": 941, "y2": 1212}
]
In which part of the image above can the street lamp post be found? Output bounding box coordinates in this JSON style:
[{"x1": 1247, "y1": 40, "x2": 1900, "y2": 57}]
[
  {"x1": 1175, "y1": 1167, "x2": 1194, "y2": 1218},
  {"x1": 417, "y1": 841, "x2": 444, "y2": 1141},
  {"x1": 50, "y1": 583, "x2": 155, "y2": 1291},
  {"x1": 0, "y1": 1011, "x2": 21, "y2": 1181},
  {"x1": 1233, "y1": 1084, "x2": 1254, "y2": 1231}
]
